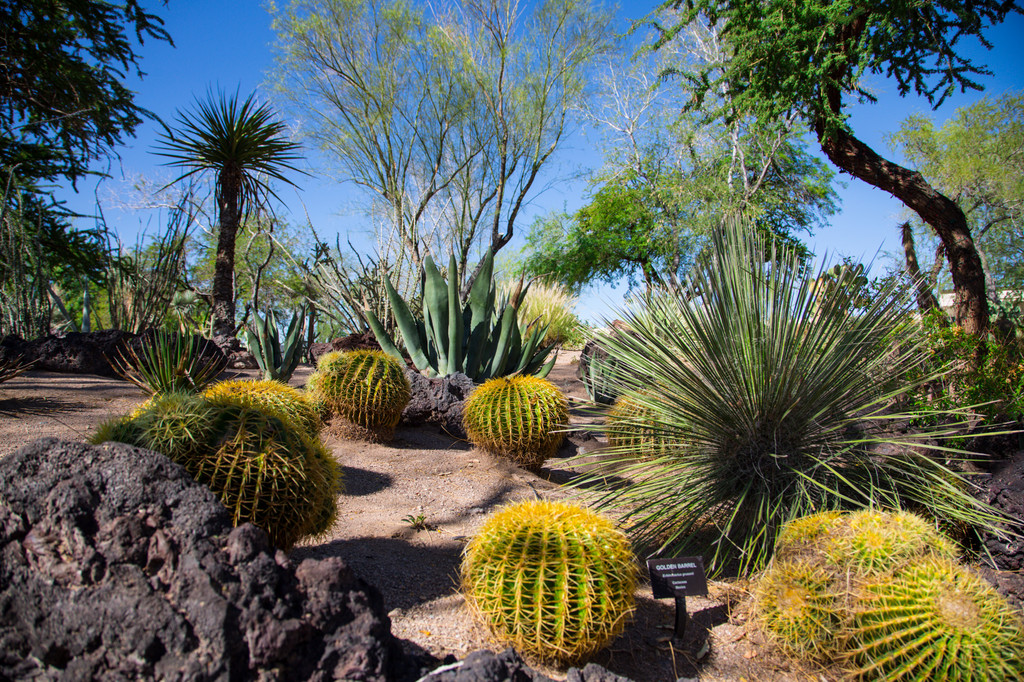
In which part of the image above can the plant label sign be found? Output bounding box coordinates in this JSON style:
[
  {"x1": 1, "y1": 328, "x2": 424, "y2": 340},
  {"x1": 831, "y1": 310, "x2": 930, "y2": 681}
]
[{"x1": 647, "y1": 557, "x2": 708, "y2": 599}]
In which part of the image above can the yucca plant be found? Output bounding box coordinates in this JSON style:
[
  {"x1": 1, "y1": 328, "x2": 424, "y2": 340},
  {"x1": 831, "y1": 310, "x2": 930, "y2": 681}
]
[
  {"x1": 567, "y1": 221, "x2": 1012, "y2": 576},
  {"x1": 111, "y1": 330, "x2": 226, "y2": 395}
]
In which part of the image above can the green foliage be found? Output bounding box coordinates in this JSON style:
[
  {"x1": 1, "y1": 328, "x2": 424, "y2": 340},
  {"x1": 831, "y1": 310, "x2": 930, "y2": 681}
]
[
  {"x1": 889, "y1": 93, "x2": 1024, "y2": 292},
  {"x1": 462, "y1": 375, "x2": 568, "y2": 471},
  {"x1": 111, "y1": 330, "x2": 226, "y2": 395},
  {"x1": 909, "y1": 309, "x2": 1024, "y2": 431},
  {"x1": 244, "y1": 306, "x2": 306, "y2": 382},
  {"x1": 461, "y1": 500, "x2": 638, "y2": 664},
  {"x1": 752, "y1": 510, "x2": 966, "y2": 666},
  {"x1": 366, "y1": 249, "x2": 557, "y2": 381},
  {"x1": 509, "y1": 280, "x2": 583, "y2": 349},
  {"x1": 580, "y1": 340, "x2": 623, "y2": 405},
  {"x1": 92, "y1": 390, "x2": 341, "y2": 548},
  {"x1": 567, "y1": 221, "x2": 1009, "y2": 575},
  {"x1": 306, "y1": 350, "x2": 411, "y2": 441},
  {"x1": 202, "y1": 379, "x2": 321, "y2": 441},
  {"x1": 849, "y1": 558, "x2": 1024, "y2": 681}
]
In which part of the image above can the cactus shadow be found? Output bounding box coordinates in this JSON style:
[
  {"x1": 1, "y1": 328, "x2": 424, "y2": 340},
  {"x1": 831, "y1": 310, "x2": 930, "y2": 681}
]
[
  {"x1": 340, "y1": 466, "x2": 394, "y2": 496},
  {"x1": 291, "y1": 536, "x2": 463, "y2": 611},
  {"x1": 0, "y1": 396, "x2": 83, "y2": 418}
]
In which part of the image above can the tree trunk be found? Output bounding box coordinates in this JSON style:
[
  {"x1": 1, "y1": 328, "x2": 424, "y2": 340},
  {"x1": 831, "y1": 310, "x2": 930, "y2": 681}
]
[
  {"x1": 899, "y1": 221, "x2": 941, "y2": 314},
  {"x1": 815, "y1": 125, "x2": 988, "y2": 335},
  {"x1": 212, "y1": 166, "x2": 242, "y2": 338}
]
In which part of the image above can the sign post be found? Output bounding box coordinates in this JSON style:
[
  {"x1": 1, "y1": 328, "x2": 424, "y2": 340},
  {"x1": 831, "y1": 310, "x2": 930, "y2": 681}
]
[{"x1": 647, "y1": 556, "x2": 708, "y2": 640}]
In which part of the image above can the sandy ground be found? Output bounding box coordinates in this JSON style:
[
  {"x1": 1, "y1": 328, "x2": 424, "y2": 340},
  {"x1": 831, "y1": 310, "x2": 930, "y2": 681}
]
[{"x1": 0, "y1": 352, "x2": 828, "y2": 682}]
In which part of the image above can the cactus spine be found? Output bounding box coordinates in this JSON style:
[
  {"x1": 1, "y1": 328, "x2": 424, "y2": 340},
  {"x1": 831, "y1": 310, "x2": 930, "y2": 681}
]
[
  {"x1": 848, "y1": 558, "x2": 1024, "y2": 681},
  {"x1": 306, "y1": 350, "x2": 411, "y2": 441},
  {"x1": 203, "y1": 378, "x2": 321, "y2": 440},
  {"x1": 605, "y1": 389, "x2": 667, "y2": 459},
  {"x1": 462, "y1": 375, "x2": 568, "y2": 470},
  {"x1": 461, "y1": 500, "x2": 637, "y2": 664}
]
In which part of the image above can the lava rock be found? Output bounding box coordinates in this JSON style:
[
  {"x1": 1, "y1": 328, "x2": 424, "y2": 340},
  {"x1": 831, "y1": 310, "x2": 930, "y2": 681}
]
[
  {"x1": 976, "y1": 566, "x2": 1024, "y2": 614},
  {"x1": 401, "y1": 369, "x2": 475, "y2": 438},
  {"x1": 980, "y1": 449, "x2": 1024, "y2": 571},
  {"x1": 0, "y1": 438, "x2": 419, "y2": 681},
  {"x1": 419, "y1": 649, "x2": 634, "y2": 682},
  {"x1": 310, "y1": 332, "x2": 383, "y2": 365},
  {"x1": 1, "y1": 329, "x2": 135, "y2": 376}
]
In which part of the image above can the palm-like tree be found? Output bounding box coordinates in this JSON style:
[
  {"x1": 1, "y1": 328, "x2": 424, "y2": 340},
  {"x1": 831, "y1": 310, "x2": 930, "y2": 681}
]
[{"x1": 156, "y1": 91, "x2": 303, "y2": 338}]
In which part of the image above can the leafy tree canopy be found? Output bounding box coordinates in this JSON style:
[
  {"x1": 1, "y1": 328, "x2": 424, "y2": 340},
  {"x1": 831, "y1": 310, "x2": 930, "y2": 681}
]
[{"x1": 0, "y1": 0, "x2": 171, "y2": 186}]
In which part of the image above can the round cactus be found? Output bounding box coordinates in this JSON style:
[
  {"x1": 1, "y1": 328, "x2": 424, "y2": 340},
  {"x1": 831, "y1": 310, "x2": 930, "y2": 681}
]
[
  {"x1": 751, "y1": 560, "x2": 843, "y2": 660},
  {"x1": 306, "y1": 350, "x2": 411, "y2": 441},
  {"x1": 604, "y1": 389, "x2": 667, "y2": 459},
  {"x1": 848, "y1": 558, "x2": 1024, "y2": 681},
  {"x1": 462, "y1": 375, "x2": 568, "y2": 470},
  {"x1": 204, "y1": 378, "x2": 321, "y2": 440},
  {"x1": 826, "y1": 509, "x2": 957, "y2": 576},
  {"x1": 461, "y1": 500, "x2": 637, "y2": 664},
  {"x1": 92, "y1": 391, "x2": 341, "y2": 549}
]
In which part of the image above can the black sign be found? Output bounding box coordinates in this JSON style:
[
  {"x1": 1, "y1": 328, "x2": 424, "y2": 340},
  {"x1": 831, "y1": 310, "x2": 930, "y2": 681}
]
[{"x1": 647, "y1": 556, "x2": 707, "y2": 599}]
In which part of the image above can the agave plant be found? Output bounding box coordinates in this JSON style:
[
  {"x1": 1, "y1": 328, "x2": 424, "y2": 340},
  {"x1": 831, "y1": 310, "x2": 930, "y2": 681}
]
[
  {"x1": 570, "y1": 221, "x2": 1011, "y2": 576},
  {"x1": 366, "y1": 249, "x2": 556, "y2": 381},
  {"x1": 244, "y1": 305, "x2": 306, "y2": 382}
]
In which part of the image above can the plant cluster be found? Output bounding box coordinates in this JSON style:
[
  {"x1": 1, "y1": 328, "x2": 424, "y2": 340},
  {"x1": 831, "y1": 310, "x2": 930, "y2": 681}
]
[
  {"x1": 93, "y1": 383, "x2": 341, "y2": 549},
  {"x1": 751, "y1": 510, "x2": 1024, "y2": 680},
  {"x1": 462, "y1": 375, "x2": 568, "y2": 471},
  {"x1": 367, "y1": 250, "x2": 557, "y2": 381},
  {"x1": 568, "y1": 221, "x2": 1010, "y2": 575},
  {"x1": 244, "y1": 305, "x2": 306, "y2": 382},
  {"x1": 111, "y1": 330, "x2": 226, "y2": 395},
  {"x1": 509, "y1": 280, "x2": 585, "y2": 349},
  {"x1": 461, "y1": 500, "x2": 637, "y2": 664},
  {"x1": 306, "y1": 350, "x2": 411, "y2": 441}
]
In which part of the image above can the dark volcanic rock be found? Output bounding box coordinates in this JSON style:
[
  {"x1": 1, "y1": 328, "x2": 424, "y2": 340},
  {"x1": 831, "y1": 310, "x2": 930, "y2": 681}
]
[
  {"x1": 980, "y1": 449, "x2": 1024, "y2": 571},
  {"x1": 419, "y1": 649, "x2": 634, "y2": 682},
  {"x1": 401, "y1": 369, "x2": 475, "y2": 438},
  {"x1": 216, "y1": 334, "x2": 259, "y2": 369},
  {"x1": 1, "y1": 330, "x2": 134, "y2": 376},
  {"x1": 310, "y1": 332, "x2": 383, "y2": 365},
  {"x1": 0, "y1": 438, "x2": 421, "y2": 681}
]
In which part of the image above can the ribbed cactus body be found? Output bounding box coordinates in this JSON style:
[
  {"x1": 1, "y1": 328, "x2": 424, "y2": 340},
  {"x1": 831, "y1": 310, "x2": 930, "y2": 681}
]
[
  {"x1": 461, "y1": 500, "x2": 637, "y2": 663},
  {"x1": 462, "y1": 375, "x2": 568, "y2": 470},
  {"x1": 849, "y1": 558, "x2": 1024, "y2": 681},
  {"x1": 307, "y1": 350, "x2": 411, "y2": 441},
  {"x1": 604, "y1": 389, "x2": 667, "y2": 459},
  {"x1": 751, "y1": 561, "x2": 843, "y2": 659},
  {"x1": 204, "y1": 378, "x2": 321, "y2": 440},
  {"x1": 92, "y1": 390, "x2": 341, "y2": 549}
]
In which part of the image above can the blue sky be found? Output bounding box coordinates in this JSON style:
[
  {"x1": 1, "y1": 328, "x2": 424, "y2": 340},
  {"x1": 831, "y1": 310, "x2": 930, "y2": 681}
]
[{"x1": 59, "y1": 1, "x2": 1024, "y2": 323}]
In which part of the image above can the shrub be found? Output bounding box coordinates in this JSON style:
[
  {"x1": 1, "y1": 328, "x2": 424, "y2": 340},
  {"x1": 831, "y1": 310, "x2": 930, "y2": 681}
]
[
  {"x1": 848, "y1": 558, "x2": 1024, "y2": 681},
  {"x1": 92, "y1": 391, "x2": 341, "y2": 549},
  {"x1": 111, "y1": 330, "x2": 225, "y2": 395},
  {"x1": 461, "y1": 500, "x2": 637, "y2": 664},
  {"x1": 462, "y1": 375, "x2": 568, "y2": 470},
  {"x1": 567, "y1": 221, "x2": 1009, "y2": 575},
  {"x1": 306, "y1": 350, "x2": 410, "y2": 441},
  {"x1": 509, "y1": 280, "x2": 583, "y2": 348}
]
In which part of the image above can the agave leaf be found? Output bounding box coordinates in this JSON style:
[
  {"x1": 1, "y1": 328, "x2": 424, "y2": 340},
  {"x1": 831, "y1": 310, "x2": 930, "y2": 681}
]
[
  {"x1": 422, "y1": 256, "x2": 450, "y2": 374},
  {"x1": 447, "y1": 253, "x2": 464, "y2": 374},
  {"x1": 364, "y1": 308, "x2": 407, "y2": 365},
  {"x1": 381, "y1": 273, "x2": 430, "y2": 372}
]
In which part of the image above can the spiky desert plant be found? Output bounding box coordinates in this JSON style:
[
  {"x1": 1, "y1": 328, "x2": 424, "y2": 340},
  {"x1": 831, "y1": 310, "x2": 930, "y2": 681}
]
[
  {"x1": 826, "y1": 510, "x2": 958, "y2": 576},
  {"x1": 0, "y1": 355, "x2": 34, "y2": 384},
  {"x1": 567, "y1": 220, "x2": 1010, "y2": 576},
  {"x1": 462, "y1": 375, "x2": 569, "y2": 470},
  {"x1": 306, "y1": 350, "x2": 410, "y2": 441},
  {"x1": 605, "y1": 389, "x2": 669, "y2": 460},
  {"x1": 509, "y1": 280, "x2": 582, "y2": 348},
  {"x1": 461, "y1": 500, "x2": 638, "y2": 664},
  {"x1": 203, "y1": 378, "x2": 321, "y2": 440},
  {"x1": 848, "y1": 558, "x2": 1024, "y2": 681},
  {"x1": 111, "y1": 329, "x2": 226, "y2": 395},
  {"x1": 92, "y1": 391, "x2": 340, "y2": 548},
  {"x1": 751, "y1": 560, "x2": 844, "y2": 660}
]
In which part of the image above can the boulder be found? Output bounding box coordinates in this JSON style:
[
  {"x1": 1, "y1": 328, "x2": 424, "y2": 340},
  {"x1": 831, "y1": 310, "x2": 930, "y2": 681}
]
[
  {"x1": 310, "y1": 331, "x2": 383, "y2": 365},
  {"x1": 213, "y1": 334, "x2": 260, "y2": 369},
  {"x1": 401, "y1": 369, "x2": 475, "y2": 438},
  {"x1": 0, "y1": 438, "x2": 426, "y2": 681},
  {"x1": 419, "y1": 649, "x2": 634, "y2": 682},
  {"x1": 0, "y1": 330, "x2": 134, "y2": 376}
]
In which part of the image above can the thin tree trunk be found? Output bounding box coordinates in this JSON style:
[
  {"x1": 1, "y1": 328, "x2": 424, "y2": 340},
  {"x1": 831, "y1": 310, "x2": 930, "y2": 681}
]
[
  {"x1": 815, "y1": 124, "x2": 988, "y2": 335},
  {"x1": 899, "y1": 221, "x2": 940, "y2": 314},
  {"x1": 212, "y1": 166, "x2": 242, "y2": 338}
]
